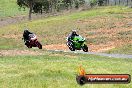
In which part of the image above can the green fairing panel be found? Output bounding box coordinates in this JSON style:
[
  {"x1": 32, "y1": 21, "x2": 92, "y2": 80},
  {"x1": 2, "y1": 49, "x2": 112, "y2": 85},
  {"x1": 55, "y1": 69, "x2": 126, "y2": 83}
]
[
  {"x1": 72, "y1": 35, "x2": 85, "y2": 48},
  {"x1": 73, "y1": 35, "x2": 84, "y2": 41}
]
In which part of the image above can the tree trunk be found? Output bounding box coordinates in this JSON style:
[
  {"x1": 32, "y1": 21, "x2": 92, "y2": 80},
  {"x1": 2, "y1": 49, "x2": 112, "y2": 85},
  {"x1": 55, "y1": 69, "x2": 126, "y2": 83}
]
[
  {"x1": 131, "y1": 0, "x2": 132, "y2": 7},
  {"x1": 28, "y1": 0, "x2": 33, "y2": 20},
  {"x1": 119, "y1": 0, "x2": 120, "y2": 5},
  {"x1": 107, "y1": 0, "x2": 109, "y2": 5},
  {"x1": 115, "y1": 0, "x2": 116, "y2": 5},
  {"x1": 127, "y1": 0, "x2": 128, "y2": 6},
  {"x1": 29, "y1": 7, "x2": 32, "y2": 20}
]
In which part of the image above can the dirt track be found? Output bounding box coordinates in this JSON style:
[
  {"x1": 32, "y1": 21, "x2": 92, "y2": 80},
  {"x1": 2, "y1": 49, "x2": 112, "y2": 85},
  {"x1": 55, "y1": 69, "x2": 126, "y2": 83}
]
[
  {"x1": 0, "y1": 43, "x2": 114, "y2": 56},
  {"x1": 48, "y1": 50, "x2": 132, "y2": 58},
  {"x1": 42, "y1": 44, "x2": 132, "y2": 58},
  {"x1": 0, "y1": 42, "x2": 116, "y2": 56},
  {"x1": 0, "y1": 43, "x2": 131, "y2": 58},
  {"x1": 0, "y1": 48, "x2": 132, "y2": 58},
  {"x1": 43, "y1": 43, "x2": 115, "y2": 52}
]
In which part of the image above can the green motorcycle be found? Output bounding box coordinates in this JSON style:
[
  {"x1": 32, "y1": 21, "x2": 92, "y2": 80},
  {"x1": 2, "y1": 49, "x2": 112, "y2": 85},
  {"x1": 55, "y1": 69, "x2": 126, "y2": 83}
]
[{"x1": 66, "y1": 35, "x2": 88, "y2": 52}]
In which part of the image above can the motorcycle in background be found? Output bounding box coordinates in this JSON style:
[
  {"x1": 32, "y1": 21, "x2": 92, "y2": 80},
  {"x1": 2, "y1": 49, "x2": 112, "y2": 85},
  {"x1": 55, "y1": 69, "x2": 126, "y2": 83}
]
[{"x1": 24, "y1": 34, "x2": 42, "y2": 49}]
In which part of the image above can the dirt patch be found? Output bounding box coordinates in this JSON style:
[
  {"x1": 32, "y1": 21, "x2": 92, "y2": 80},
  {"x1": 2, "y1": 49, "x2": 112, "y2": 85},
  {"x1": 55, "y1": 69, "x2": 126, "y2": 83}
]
[
  {"x1": 89, "y1": 43, "x2": 116, "y2": 52},
  {"x1": 43, "y1": 43, "x2": 116, "y2": 52},
  {"x1": 43, "y1": 44, "x2": 69, "y2": 51},
  {"x1": 0, "y1": 50, "x2": 42, "y2": 56},
  {"x1": 77, "y1": 14, "x2": 132, "y2": 41},
  {"x1": 0, "y1": 15, "x2": 28, "y2": 27},
  {"x1": 0, "y1": 43, "x2": 117, "y2": 56}
]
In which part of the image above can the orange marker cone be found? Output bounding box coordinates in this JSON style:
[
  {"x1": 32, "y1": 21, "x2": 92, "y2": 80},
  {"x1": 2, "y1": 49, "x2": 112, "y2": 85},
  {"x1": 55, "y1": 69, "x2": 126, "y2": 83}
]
[{"x1": 79, "y1": 66, "x2": 86, "y2": 76}]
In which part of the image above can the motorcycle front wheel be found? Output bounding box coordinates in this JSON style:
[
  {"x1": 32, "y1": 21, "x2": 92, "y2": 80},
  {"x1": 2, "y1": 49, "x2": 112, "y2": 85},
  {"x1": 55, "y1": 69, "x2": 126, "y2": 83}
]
[
  {"x1": 67, "y1": 42, "x2": 75, "y2": 51},
  {"x1": 25, "y1": 41, "x2": 32, "y2": 48},
  {"x1": 36, "y1": 41, "x2": 42, "y2": 49}
]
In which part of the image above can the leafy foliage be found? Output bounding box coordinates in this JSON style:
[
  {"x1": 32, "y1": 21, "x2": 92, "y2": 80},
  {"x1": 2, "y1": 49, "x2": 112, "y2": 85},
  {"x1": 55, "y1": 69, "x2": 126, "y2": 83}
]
[
  {"x1": 98, "y1": 0, "x2": 106, "y2": 6},
  {"x1": 17, "y1": 0, "x2": 85, "y2": 14},
  {"x1": 90, "y1": 0, "x2": 97, "y2": 7},
  {"x1": 89, "y1": 0, "x2": 107, "y2": 7}
]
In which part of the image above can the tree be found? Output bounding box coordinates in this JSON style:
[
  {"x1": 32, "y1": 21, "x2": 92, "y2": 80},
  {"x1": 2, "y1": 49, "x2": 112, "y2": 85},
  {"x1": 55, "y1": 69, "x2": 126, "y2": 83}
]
[
  {"x1": 90, "y1": 0, "x2": 97, "y2": 7},
  {"x1": 98, "y1": 0, "x2": 107, "y2": 6},
  {"x1": 17, "y1": 0, "x2": 35, "y2": 20},
  {"x1": 17, "y1": 0, "x2": 85, "y2": 20}
]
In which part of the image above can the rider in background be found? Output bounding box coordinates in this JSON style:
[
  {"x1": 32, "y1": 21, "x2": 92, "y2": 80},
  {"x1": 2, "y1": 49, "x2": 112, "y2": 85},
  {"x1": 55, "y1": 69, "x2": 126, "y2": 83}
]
[
  {"x1": 67, "y1": 30, "x2": 79, "y2": 44},
  {"x1": 23, "y1": 29, "x2": 33, "y2": 45}
]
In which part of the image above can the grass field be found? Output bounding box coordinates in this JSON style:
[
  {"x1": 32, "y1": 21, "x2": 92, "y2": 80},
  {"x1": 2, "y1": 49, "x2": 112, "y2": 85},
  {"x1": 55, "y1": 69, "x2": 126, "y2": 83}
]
[
  {"x1": 0, "y1": 0, "x2": 28, "y2": 18},
  {"x1": 0, "y1": 6, "x2": 132, "y2": 53},
  {"x1": 0, "y1": 51, "x2": 132, "y2": 88},
  {"x1": 107, "y1": 44, "x2": 132, "y2": 55}
]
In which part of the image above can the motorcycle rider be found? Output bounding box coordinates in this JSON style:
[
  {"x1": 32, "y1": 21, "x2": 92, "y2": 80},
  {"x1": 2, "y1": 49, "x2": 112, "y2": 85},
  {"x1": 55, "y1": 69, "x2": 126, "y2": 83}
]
[
  {"x1": 23, "y1": 29, "x2": 33, "y2": 45},
  {"x1": 67, "y1": 30, "x2": 79, "y2": 45}
]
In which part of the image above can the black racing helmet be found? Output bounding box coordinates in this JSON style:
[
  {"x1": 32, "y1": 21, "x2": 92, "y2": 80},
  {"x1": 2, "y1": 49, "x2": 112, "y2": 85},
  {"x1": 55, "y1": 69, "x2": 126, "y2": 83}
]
[{"x1": 24, "y1": 29, "x2": 29, "y2": 34}]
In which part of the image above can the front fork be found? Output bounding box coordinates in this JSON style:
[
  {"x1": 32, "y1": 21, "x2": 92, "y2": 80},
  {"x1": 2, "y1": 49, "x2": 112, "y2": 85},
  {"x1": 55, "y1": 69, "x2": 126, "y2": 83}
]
[
  {"x1": 81, "y1": 42, "x2": 86, "y2": 47},
  {"x1": 67, "y1": 41, "x2": 73, "y2": 48}
]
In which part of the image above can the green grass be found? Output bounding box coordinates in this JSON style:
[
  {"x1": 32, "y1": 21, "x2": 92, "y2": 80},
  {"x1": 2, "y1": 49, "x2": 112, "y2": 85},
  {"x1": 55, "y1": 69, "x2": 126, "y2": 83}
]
[
  {"x1": 0, "y1": 52, "x2": 132, "y2": 88},
  {"x1": 0, "y1": 0, "x2": 28, "y2": 18},
  {"x1": 88, "y1": 36, "x2": 110, "y2": 44},
  {"x1": 0, "y1": 38, "x2": 24, "y2": 50},
  {"x1": 107, "y1": 44, "x2": 132, "y2": 55}
]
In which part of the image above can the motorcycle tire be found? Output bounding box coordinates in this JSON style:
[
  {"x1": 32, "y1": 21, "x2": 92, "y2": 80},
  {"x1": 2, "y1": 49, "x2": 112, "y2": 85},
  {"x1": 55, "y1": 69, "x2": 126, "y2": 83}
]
[
  {"x1": 36, "y1": 41, "x2": 42, "y2": 49},
  {"x1": 28, "y1": 46, "x2": 32, "y2": 48},
  {"x1": 67, "y1": 42, "x2": 75, "y2": 51},
  {"x1": 82, "y1": 44, "x2": 88, "y2": 52},
  {"x1": 26, "y1": 42, "x2": 32, "y2": 48}
]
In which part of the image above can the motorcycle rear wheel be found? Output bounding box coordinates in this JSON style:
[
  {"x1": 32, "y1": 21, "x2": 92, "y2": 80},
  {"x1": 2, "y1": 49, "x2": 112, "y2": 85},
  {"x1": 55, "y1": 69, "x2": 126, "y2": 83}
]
[{"x1": 82, "y1": 44, "x2": 88, "y2": 52}]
